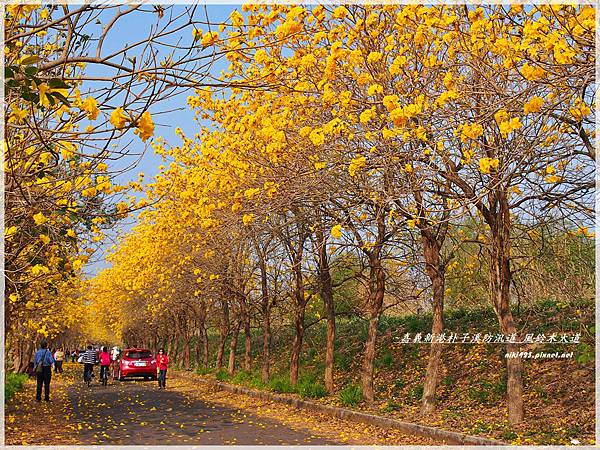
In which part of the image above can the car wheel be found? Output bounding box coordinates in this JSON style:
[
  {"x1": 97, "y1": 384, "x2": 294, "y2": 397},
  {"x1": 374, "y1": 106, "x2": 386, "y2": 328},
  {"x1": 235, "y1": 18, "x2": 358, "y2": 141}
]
[{"x1": 144, "y1": 376, "x2": 149, "y2": 381}]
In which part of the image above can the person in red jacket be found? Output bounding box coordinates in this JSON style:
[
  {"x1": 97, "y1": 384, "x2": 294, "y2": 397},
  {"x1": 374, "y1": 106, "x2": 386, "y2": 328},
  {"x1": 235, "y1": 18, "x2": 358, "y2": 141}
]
[
  {"x1": 156, "y1": 348, "x2": 169, "y2": 389},
  {"x1": 99, "y1": 347, "x2": 111, "y2": 386}
]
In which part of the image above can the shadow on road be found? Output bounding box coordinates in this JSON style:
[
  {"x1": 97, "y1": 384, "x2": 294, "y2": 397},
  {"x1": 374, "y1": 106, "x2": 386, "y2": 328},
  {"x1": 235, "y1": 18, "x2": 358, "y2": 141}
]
[{"x1": 68, "y1": 374, "x2": 337, "y2": 445}]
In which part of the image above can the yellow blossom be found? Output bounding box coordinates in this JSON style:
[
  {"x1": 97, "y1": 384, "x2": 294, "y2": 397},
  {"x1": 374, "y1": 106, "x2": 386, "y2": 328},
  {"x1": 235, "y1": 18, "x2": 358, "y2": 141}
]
[
  {"x1": 348, "y1": 155, "x2": 367, "y2": 176},
  {"x1": 134, "y1": 111, "x2": 154, "y2": 142},
  {"x1": 5, "y1": 226, "x2": 17, "y2": 241},
  {"x1": 110, "y1": 107, "x2": 128, "y2": 129},
  {"x1": 367, "y1": 84, "x2": 384, "y2": 96},
  {"x1": 523, "y1": 97, "x2": 544, "y2": 114},
  {"x1": 33, "y1": 212, "x2": 48, "y2": 225},
  {"x1": 360, "y1": 109, "x2": 375, "y2": 123},
  {"x1": 367, "y1": 51, "x2": 383, "y2": 63},
  {"x1": 201, "y1": 31, "x2": 219, "y2": 47},
  {"x1": 479, "y1": 157, "x2": 500, "y2": 174},
  {"x1": 309, "y1": 129, "x2": 325, "y2": 146},
  {"x1": 460, "y1": 123, "x2": 484, "y2": 142},
  {"x1": 330, "y1": 224, "x2": 343, "y2": 239},
  {"x1": 81, "y1": 96, "x2": 99, "y2": 120}
]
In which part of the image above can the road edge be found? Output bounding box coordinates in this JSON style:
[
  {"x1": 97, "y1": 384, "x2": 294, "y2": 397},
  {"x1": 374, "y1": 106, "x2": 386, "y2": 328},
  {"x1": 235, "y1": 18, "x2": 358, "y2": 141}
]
[{"x1": 175, "y1": 370, "x2": 507, "y2": 446}]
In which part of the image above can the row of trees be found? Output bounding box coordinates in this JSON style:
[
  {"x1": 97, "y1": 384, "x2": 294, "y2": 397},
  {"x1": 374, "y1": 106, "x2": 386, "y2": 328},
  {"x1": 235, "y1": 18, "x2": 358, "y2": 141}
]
[
  {"x1": 3, "y1": 4, "x2": 272, "y2": 371},
  {"x1": 86, "y1": 4, "x2": 594, "y2": 426}
]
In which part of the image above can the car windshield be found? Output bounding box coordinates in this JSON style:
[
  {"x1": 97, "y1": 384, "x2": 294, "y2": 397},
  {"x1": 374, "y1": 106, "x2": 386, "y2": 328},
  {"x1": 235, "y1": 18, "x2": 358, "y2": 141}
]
[{"x1": 126, "y1": 351, "x2": 152, "y2": 359}]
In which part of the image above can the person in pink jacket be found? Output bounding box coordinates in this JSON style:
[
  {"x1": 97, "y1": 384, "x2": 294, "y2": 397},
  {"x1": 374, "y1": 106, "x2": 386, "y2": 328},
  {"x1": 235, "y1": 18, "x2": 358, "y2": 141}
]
[
  {"x1": 99, "y1": 347, "x2": 111, "y2": 386},
  {"x1": 156, "y1": 348, "x2": 169, "y2": 389}
]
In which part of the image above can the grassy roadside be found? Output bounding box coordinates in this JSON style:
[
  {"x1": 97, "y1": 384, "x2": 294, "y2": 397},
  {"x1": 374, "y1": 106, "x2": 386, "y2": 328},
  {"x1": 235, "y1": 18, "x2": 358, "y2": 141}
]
[
  {"x1": 5, "y1": 372, "x2": 28, "y2": 402},
  {"x1": 187, "y1": 297, "x2": 594, "y2": 445}
]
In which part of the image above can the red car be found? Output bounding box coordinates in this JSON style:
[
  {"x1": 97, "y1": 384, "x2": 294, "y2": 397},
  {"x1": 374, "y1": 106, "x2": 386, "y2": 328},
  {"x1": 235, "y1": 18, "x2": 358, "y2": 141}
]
[{"x1": 117, "y1": 348, "x2": 157, "y2": 381}]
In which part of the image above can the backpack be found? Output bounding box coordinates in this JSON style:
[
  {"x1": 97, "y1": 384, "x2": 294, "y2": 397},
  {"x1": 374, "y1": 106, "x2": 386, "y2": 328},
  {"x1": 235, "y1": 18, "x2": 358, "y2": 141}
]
[{"x1": 33, "y1": 350, "x2": 48, "y2": 374}]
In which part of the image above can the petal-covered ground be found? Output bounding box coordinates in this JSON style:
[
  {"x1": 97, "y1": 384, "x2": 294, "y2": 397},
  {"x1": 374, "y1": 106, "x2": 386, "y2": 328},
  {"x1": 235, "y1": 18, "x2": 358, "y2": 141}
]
[{"x1": 5, "y1": 363, "x2": 442, "y2": 445}]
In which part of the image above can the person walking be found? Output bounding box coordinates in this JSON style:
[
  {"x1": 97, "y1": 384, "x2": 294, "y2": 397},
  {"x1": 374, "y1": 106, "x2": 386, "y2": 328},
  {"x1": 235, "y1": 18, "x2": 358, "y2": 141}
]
[
  {"x1": 99, "y1": 347, "x2": 111, "y2": 386},
  {"x1": 34, "y1": 340, "x2": 55, "y2": 402},
  {"x1": 156, "y1": 348, "x2": 169, "y2": 389},
  {"x1": 80, "y1": 345, "x2": 97, "y2": 385},
  {"x1": 110, "y1": 346, "x2": 120, "y2": 379},
  {"x1": 54, "y1": 348, "x2": 64, "y2": 373}
]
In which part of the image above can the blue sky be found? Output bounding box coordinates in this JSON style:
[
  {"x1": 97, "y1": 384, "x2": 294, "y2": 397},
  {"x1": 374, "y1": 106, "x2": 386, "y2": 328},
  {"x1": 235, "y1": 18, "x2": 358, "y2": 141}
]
[{"x1": 81, "y1": 5, "x2": 238, "y2": 276}]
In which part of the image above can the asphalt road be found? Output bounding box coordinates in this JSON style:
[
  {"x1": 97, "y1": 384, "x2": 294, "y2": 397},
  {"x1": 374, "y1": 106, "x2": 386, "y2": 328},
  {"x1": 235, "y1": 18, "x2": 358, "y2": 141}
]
[{"x1": 67, "y1": 371, "x2": 337, "y2": 445}]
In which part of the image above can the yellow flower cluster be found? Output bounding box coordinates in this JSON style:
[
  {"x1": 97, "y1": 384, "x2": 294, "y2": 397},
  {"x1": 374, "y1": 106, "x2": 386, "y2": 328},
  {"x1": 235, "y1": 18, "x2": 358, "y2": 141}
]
[{"x1": 479, "y1": 157, "x2": 500, "y2": 174}]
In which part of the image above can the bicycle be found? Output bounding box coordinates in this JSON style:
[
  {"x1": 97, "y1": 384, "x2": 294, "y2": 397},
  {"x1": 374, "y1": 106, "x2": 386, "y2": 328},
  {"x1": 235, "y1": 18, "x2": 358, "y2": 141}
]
[
  {"x1": 100, "y1": 365, "x2": 109, "y2": 386},
  {"x1": 84, "y1": 365, "x2": 93, "y2": 387}
]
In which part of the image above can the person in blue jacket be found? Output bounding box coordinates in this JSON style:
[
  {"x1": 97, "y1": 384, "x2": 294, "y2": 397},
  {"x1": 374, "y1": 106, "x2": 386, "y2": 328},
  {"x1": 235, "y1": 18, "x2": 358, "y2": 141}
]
[{"x1": 34, "y1": 340, "x2": 55, "y2": 402}]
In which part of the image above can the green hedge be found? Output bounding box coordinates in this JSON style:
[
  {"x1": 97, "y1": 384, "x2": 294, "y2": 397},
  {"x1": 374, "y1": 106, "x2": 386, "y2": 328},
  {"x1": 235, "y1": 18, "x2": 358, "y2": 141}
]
[{"x1": 5, "y1": 373, "x2": 28, "y2": 402}]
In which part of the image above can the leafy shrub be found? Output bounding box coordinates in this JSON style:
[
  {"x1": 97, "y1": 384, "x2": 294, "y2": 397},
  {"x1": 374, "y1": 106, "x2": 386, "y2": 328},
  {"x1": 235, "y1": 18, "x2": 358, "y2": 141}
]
[
  {"x1": 392, "y1": 378, "x2": 405, "y2": 391},
  {"x1": 215, "y1": 369, "x2": 229, "y2": 381},
  {"x1": 540, "y1": 298, "x2": 558, "y2": 310},
  {"x1": 195, "y1": 367, "x2": 212, "y2": 376},
  {"x1": 247, "y1": 374, "x2": 265, "y2": 389},
  {"x1": 376, "y1": 348, "x2": 395, "y2": 369},
  {"x1": 403, "y1": 314, "x2": 431, "y2": 333},
  {"x1": 382, "y1": 401, "x2": 401, "y2": 412},
  {"x1": 408, "y1": 384, "x2": 424, "y2": 401},
  {"x1": 576, "y1": 342, "x2": 594, "y2": 364},
  {"x1": 229, "y1": 371, "x2": 253, "y2": 385},
  {"x1": 298, "y1": 376, "x2": 327, "y2": 399},
  {"x1": 491, "y1": 379, "x2": 507, "y2": 397},
  {"x1": 5, "y1": 373, "x2": 28, "y2": 402},
  {"x1": 441, "y1": 376, "x2": 454, "y2": 386},
  {"x1": 334, "y1": 352, "x2": 352, "y2": 371},
  {"x1": 339, "y1": 383, "x2": 363, "y2": 406},
  {"x1": 501, "y1": 431, "x2": 518, "y2": 441},
  {"x1": 467, "y1": 379, "x2": 505, "y2": 404},
  {"x1": 267, "y1": 374, "x2": 295, "y2": 394},
  {"x1": 467, "y1": 387, "x2": 489, "y2": 403}
]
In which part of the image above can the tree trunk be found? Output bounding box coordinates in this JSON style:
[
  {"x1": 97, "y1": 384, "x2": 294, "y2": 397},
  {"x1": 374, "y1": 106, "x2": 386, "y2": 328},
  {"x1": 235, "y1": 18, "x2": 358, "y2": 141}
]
[
  {"x1": 202, "y1": 325, "x2": 209, "y2": 369},
  {"x1": 324, "y1": 309, "x2": 336, "y2": 394},
  {"x1": 361, "y1": 253, "x2": 386, "y2": 403},
  {"x1": 361, "y1": 313, "x2": 380, "y2": 403},
  {"x1": 216, "y1": 299, "x2": 230, "y2": 370},
  {"x1": 11, "y1": 336, "x2": 33, "y2": 373},
  {"x1": 290, "y1": 305, "x2": 305, "y2": 386},
  {"x1": 182, "y1": 335, "x2": 191, "y2": 370},
  {"x1": 316, "y1": 224, "x2": 335, "y2": 394},
  {"x1": 259, "y1": 255, "x2": 271, "y2": 383},
  {"x1": 195, "y1": 329, "x2": 202, "y2": 367},
  {"x1": 261, "y1": 310, "x2": 271, "y2": 383},
  {"x1": 244, "y1": 314, "x2": 251, "y2": 372},
  {"x1": 228, "y1": 321, "x2": 241, "y2": 375},
  {"x1": 173, "y1": 336, "x2": 181, "y2": 366},
  {"x1": 421, "y1": 233, "x2": 445, "y2": 415},
  {"x1": 489, "y1": 197, "x2": 524, "y2": 424},
  {"x1": 167, "y1": 335, "x2": 174, "y2": 358}
]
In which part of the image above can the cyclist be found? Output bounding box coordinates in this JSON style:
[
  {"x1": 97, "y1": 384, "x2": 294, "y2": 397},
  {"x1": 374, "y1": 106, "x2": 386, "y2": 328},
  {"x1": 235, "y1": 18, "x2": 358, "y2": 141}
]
[
  {"x1": 81, "y1": 345, "x2": 97, "y2": 386},
  {"x1": 99, "y1": 347, "x2": 111, "y2": 386}
]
